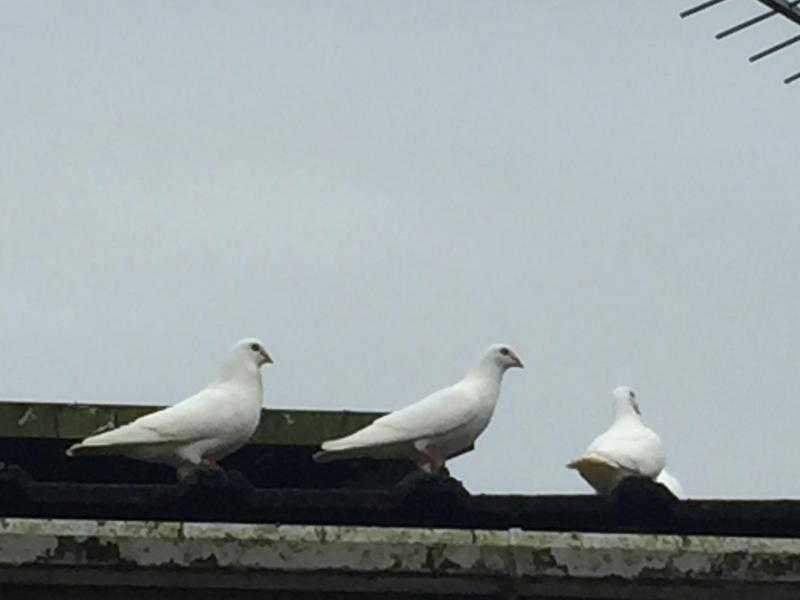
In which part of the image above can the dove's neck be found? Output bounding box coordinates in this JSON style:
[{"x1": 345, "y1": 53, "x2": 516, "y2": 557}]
[
  {"x1": 214, "y1": 358, "x2": 263, "y2": 397},
  {"x1": 613, "y1": 398, "x2": 641, "y2": 424},
  {"x1": 463, "y1": 359, "x2": 505, "y2": 400}
]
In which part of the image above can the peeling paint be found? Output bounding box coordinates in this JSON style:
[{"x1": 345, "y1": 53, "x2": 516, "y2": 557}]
[
  {"x1": 0, "y1": 532, "x2": 58, "y2": 565},
  {"x1": 89, "y1": 419, "x2": 116, "y2": 435},
  {"x1": 17, "y1": 407, "x2": 36, "y2": 427},
  {"x1": 2, "y1": 518, "x2": 800, "y2": 585}
]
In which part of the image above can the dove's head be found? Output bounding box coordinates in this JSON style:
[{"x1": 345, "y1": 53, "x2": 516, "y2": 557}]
[
  {"x1": 613, "y1": 385, "x2": 640, "y2": 416},
  {"x1": 231, "y1": 338, "x2": 273, "y2": 368},
  {"x1": 483, "y1": 344, "x2": 524, "y2": 371}
]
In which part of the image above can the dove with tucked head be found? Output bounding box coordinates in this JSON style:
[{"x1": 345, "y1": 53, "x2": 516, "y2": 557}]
[
  {"x1": 567, "y1": 385, "x2": 665, "y2": 495},
  {"x1": 67, "y1": 338, "x2": 272, "y2": 479},
  {"x1": 314, "y1": 344, "x2": 524, "y2": 473}
]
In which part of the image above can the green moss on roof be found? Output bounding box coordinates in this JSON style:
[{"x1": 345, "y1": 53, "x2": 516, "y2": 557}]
[{"x1": 0, "y1": 400, "x2": 384, "y2": 446}]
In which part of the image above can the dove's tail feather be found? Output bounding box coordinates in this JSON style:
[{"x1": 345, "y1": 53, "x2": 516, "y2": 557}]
[
  {"x1": 319, "y1": 435, "x2": 363, "y2": 453},
  {"x1": 313, "y1": 444, "x2": 415, "y2": 464},
  {"x1": 66, "y1": 442, "x2": 111, "y2": 457},
  {"x1": 313, "y1": 448, "x2": 349, "y2": 463},
  {"x1": 66, "y1": 439, "x2": 183, "y2": 458},
  {"x1": 312, "y1": 443, "x2": 397, "y2": 464},
  {"x1": 567, "y1": 453, "x2": 626, "y2": 495},
  {"x1": 567, "y1": 452, "x2": 619, "y2": 471},
  {"x1": 67, "y1": 442, "x2": 132, "y2": 457},
  {"x1": 656, "y1": 470, "x2": 685, "y2": 499},
  {"x1": 317, "y1": 421, "x2": 416, "y2": 454},
  {"x1": 313, "y1": 430, "x2": 417, "y2": 464},
  {"x1": 65, "y1": 422, "x2": 188, "y2": 458}
]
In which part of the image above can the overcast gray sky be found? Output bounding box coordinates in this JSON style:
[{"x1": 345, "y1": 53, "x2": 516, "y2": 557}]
[{"x1": 1, "y1": 1, "x2": 798, "y2": 498}]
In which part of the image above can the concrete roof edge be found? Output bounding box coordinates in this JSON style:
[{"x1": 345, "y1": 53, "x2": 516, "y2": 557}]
[{"x1": 2, "y1": 518, "x2": 800, "y2": 585}]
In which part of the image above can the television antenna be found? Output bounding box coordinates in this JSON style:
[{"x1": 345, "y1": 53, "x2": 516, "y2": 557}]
[{"x1": 680, "y1": 0, "x2": 800, "y2": 84}]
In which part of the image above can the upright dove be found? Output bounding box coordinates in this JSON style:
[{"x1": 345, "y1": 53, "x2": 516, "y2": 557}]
[
  {"x1": 314, "y1": 344, "x2": 524, "y2": 472},
  {"x1": 66, "y1": 338, "x2": 272, "y2": 479},
  {"x1": 567, "y1": 386, "x2": 665, "y2": 495}
]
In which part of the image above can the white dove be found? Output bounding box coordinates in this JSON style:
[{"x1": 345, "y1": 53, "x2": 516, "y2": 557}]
[
  {"x1": 66, "y1": 338, "x2": 272, "y2": 479},
  {"x1": 567, "y1": 385, "x2": 665, "y2": 495},
  {"x1": 314, "y1": 344, "x2": 524, "y2": 472},
  {"x1": 656, "y1": 468, "x2": 685, "y2": 499}
]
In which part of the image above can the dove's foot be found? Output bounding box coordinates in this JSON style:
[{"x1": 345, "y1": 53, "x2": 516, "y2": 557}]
[
  {"x1": 221, "y1": 469, "x2": 255, "y2": 491},
  {"x1": 416, "y1": 447, "x2": 445, "y2": 473},
  {"x1": 399, "y1": 470, "x2": 447, "y2": 487},
  {"x1": 396, "y1": 469, "x2": 467, "y2": 496},
  {"x1": 395, "y1": 470, "x2": 469, "y2": 519},
  {"x1": 177, "y1": 463, "x2": 256, "y2": 493},
  {"x1": 609, "y1": 476, "x2": 679, "y2": 525},
  {"x1": 203, "y1": 458, "x2": 224, "y2": 471},
  {"x1": 179, "y1": 464, "x2": 230, "y2": 488}
]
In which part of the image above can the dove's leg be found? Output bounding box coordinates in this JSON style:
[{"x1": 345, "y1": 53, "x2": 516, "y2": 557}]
[
  {"x1": 204, "y1": 458, "x2": 224, "y2": 471},
  {"x1": 417, "y1": 447, "x2": 445, "y2": 473},
  {"x1": 173, "y1": 444, "x2": 208, "y2": 479},
  {"x1": 177, "y1": 464, "x2": 197, "y2": 480}
]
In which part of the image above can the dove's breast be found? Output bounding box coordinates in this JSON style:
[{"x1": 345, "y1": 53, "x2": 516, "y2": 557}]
[
  {"x1": 191, "y1": 385, "x2": 263, "y2": 461},
  {"x1": 425, "y1": 384, "x2": 499, "y2": 460},
  {"x1": 436, "y1": 413, "x2": 492, "y2": 459}
]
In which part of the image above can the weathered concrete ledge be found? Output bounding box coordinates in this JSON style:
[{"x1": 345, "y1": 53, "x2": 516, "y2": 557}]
[{"x1": 2, "y1": 518, "x2": 800, "y2": 598}]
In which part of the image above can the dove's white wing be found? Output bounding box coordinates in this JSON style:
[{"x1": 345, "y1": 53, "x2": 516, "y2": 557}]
[
  {"x1": 656, "y1": 469, "x2": 684, "y2": 498},
  {"x1": 320, "y1": 383, "x2": 481, "y2": 453},
  {"x1": 583, "y1": 424, "x2": 665, "y2": 478},
  {"x1": 67, "y1": 387, "x2": 238, "y2": 455}
]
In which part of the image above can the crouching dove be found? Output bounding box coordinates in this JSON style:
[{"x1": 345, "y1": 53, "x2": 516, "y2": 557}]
[
  {"x1": 66, "y1": 338, "x2": 272, "y2": 479},
  {"x1": 567, "y1": 386, "x2": 665, "y2": 494},
  {"x1": 314, "y1": 344, "x2": 523, "y2": 473}
]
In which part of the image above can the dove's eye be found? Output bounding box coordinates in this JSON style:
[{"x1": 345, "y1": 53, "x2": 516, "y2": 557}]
[
  {"x1": 250, "y1": 343, "x2": 260, "y2": 351},
  {"x1": 499, "y1": 347, "x2": 510, "y2": 356}
]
